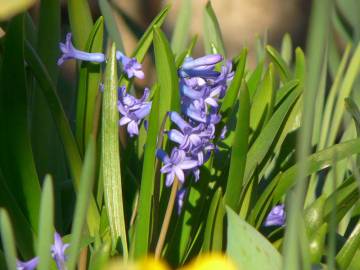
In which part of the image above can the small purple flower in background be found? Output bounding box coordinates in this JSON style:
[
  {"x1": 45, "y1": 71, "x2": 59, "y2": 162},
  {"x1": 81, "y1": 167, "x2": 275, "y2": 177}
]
[
  {"x1": 16, "y1": 257, "x2": 38, "y2": 270},
  {"x1": 116, "y1": 51, "x2": 144, "y2": 79},
  {"x1": 264, "y1": 204, "x2": 286, "y2": 227},
  {"x1": 57, "y1": 33, "x2": 105, "y2": 65},
  {"x1": 51, "y1": 232, "x2": 69, "y2": 270},
  {"x1": 156, "y1": 148, "x2": 198, "y2": 186},
  {"x1": 118, "y1": 87, "x2": 151, "y2": 137}
]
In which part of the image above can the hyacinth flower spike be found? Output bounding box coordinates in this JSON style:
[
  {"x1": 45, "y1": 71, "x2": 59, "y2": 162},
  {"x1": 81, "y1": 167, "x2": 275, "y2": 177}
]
[
  {"x1": 116, "y1": 51, "x2": 144, "y2": 79},
  {"x1": 57, "y1": 33, "x2": 105, "y2": 65},
  {"x1": 156, "y1": 148, "x2": 198, "y2": 186},
  {"x1": 51, "y1": 232, "x2": 69, "y2": 270},
  {"x1": 16, "y1": 257, "x2": 38, "y2": 270},
  {"x1": 118, "y1": 87, "x2": 152, "y2": 137},
  {"x1": 264, "y1": 204, "x2": 286, "y2": 227},
  {"x1": 180, "y1": 54, "x2": 223, "y2": 78}
]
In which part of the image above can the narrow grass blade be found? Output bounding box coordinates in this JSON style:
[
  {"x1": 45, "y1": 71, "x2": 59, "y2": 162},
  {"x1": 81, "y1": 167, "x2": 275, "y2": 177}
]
[
  {"x1": 101, "y1": 43, "x2": 128, "y2": 255},
  {"x1": 67, "y1": 0, "x2": 93, "y2": 49},
  {"x1": 76, "y1": 17, "x2": 104, "y2": 154},
  {"x1": 171, "y1": 0, "x2": 191, "y2": 55},
  {"x1": 0, "y1": 14, "x2": 41, "y2": 232},
  {"x1": 37, "y1": 176, "x2": 54, "y2": 270},
  {"x1": 247, "y1": 60, "x2": 264, "y2": 98},
  {"x1": 203, "y1": 1, "x2": 226, "y2": 56},
  {"x1": 99, "y1": 0, "x2": 124, "y2": 52},
  {"x1": 68, "y1": 136, "x2": 97, "y2": 270},
  {"x1": 0, "y1": 209, "x2": 17, "y2": 270},
  {"x1": 132, "y1": 88, "x2": 160, "y2": 258},
  {"x1": 224, "y1": 84, "x2": 250, "y2": 211}
]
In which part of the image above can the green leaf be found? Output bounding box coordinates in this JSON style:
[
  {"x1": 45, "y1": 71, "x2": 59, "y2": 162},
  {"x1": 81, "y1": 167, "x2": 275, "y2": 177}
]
[
  {"x1": 266, "y1": 45, "x2": 291, "y2": 81},
  {"x1": 98, "y1": 0, "x2": 124, "y2": 52},
  {"x1": 0, "y1": 172, "x2": 35, "y2": 257},
  {"x1": 247, "y1": 60, "x2": 264, "y2": 99},
  {"x1": 318, "y1": 44, "x2": 352, "y2": 150},
  {"x1": 226, "y1": 207, "x2": 282, "y2": 270},
  {"x1": 171, "y1": 0, "x2": 192, "y2": 55},
  {"x1": 37, "y1": 176, "x2": 54, "y2": 270},
  {"x1": 346, "y1": 97, "x2": 360, "y2": 136},
  {"x1": 273, "y1": 139, "x2": 360, "y2": 202},
  {"x1": 281, "y1": 33, "x2": 293, "y2": 65},
  {"x1": 0, "y1": 0, "x2": 36, "y2": 20},
  {"x1": 274, "y1": 79, "x2": 300, "y2": 106},
  {"x1": 309, "y1": 223, "x2": 328, "y2": 264},
  {"x1": 76, "y1": 17, "x2": 104, "y2": 154},
  {"x1": 67, "y1": 0, "x2": 93, "y2": 49},
  {"x1": 153, "y1": 27, "x2": 180, "y2": 119},
  {"x1": 336, "y1": 221, "x2": 360, "y2": 269},
  {"x1": 244, "y1": 85, "x2": 302, "y2": 184},
  {"x1": 203, "y1": 188, "x2": 222, "y2": 252},
  {"x1": 0, "y1": 209, "x2": 17, "y2": 270},
  {"x1": 327, "y1": 43, "x2": 360, "y2": 146},
  {"x1": 304, "y1": 195, "x2": 326, "y2": 235},
  {"x1": 220, "y1": 48, "x2": 247, "y2": 116},
  {"x1": 131, "y1": 88, "x2": 160, "y2": 258},
  {"x1": 224, "y1": 84, "x2": 250, "y2": 211},
  {"x1": 203, "y1": 1, "x2": 226, "y2": 56},
  {"x1": 0, "y1": 14, "x2": 41, "y2": 232},
  {"x1": 68, "y1": 136, "x2": 97, "y2": 270},
  {"x1": 24, "y1": 41, "x2": 100, "y2": 235},
  {"x1": 101, "y1": 43, "x2": 128, "y2": 255},
  {"x1": 249, "y1": 63, "x2": 275, "y2": 136}
]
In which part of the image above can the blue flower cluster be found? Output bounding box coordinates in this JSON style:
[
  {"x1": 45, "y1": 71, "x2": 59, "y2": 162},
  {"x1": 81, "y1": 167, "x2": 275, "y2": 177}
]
[
  {"x1": 16, "y1": 232, "x2": 69, "y2": 270},
  {"x1": 156, "y1": 54, "x2": 234, "y2": 212}
]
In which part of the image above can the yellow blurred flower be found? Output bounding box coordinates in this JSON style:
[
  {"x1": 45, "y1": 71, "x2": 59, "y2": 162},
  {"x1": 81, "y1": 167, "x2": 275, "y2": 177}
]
[
  {"x1": 105, "y1": 257, "x2": 169, "y2": 270},
  {"x1": 180, "y1": 253, "x2": 237, "y2": 270}
]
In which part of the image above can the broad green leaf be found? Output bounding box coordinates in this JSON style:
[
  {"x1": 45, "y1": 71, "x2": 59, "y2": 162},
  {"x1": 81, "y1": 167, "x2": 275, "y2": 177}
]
[
  {"x1": 175, "y1": 35, "x2": 198, "y2": 68},
  {"x1": 309, "y1": 223, "x2": 328, "y2": 264},
  {"x1": 203, "y1": 1, "x2": 226, "y2": 56},
  {"x1": 0, "y1": 209, "x2": 17, "y2": 270},
  {"x1": 132, "y1": 88, "x2": 160, "y2": 258},
  {"x1": 211, "y1": 197, "x2": 225, "y2": 252},
  {"x1": 171, "y1": 0, "x2": 191, "y2": 55},
  {"x1": 224, "y1": 84, "x2": 250, "y2": 211},
  {"x1": 294, "y1": 47, "x2": 305, "y2": 83},
  {"x1": 76, "y1": 17, "x2": 104, "y2": 154},
  {"x1": 274, "y1": 80, "x2": 299, "y2": 106},
  {"x1": 304, "y1": 195, "x2": 326, "y2": 235},
  {"x1": 68, "y1": 136, "x2": 97, "y2": 270},
  {"x1": 226, "y1": 207, "x2": 282, "y2": 270},
  {"x1": 273, "y1": 139, "x2": 360, "y2": 202},
  {"x1": 266, "y1": 45, "x2": 291, "y2": 81},
  {"x1": 0, "y1": 14, "x2": 41, "y2": 232},
  {"x1": 99, "y1": 0, "x2": 124, "y2": 52},
  {"x1": 281, "y1": 33, "x2": 293, "y2": 65},
  {"x1": 101, "y1": 43, "x2": 127, "y2": 255},
  {"x1": 67, "y1": 0, "x2": 93, "y2": 49},
  {"x1": 336, "y1": 221, "x2": 360, "y2": 269},
  {"x1": 88, "y1": 243, "x2": 111, "y2": 270},
  {"x1": 153, "y1": 27, "x2": 180, "y2": 120},
  {"x1": 202, "y1": 188, "x2": 222, "y2": 252},
  {"x1": 0, "y1": 0, "x2": 36, "y2": 20},
  {"x1": 24, "y1": 41, "x2": 100, "y2": 235},
  {"x1": 220, "y1": 48, "x2": 247, "y2": 116},
  {"x1": 37, "y1": 176, "x2": 54, "y2": 270}
]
